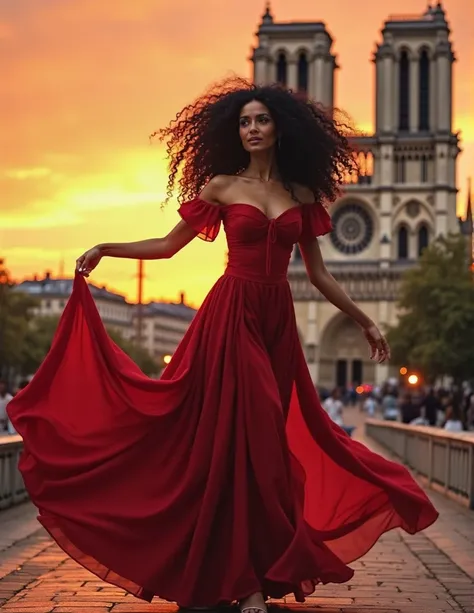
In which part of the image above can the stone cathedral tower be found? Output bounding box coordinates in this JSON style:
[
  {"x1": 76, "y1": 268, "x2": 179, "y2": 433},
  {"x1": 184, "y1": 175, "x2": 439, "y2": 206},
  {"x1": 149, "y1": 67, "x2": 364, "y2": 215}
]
[
  {"x1": 252, "y1": 3, "x2": 337, "y2": 108},
  {"x1": 251, "y1": 3, "x2": 459, "y2": 389}
]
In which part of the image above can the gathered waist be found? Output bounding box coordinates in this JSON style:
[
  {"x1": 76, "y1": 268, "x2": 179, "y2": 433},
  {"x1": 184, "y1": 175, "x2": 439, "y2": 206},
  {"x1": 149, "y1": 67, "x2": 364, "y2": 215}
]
[{"x1": 223, "y1": 267, "x2": 288, "y2": 285}]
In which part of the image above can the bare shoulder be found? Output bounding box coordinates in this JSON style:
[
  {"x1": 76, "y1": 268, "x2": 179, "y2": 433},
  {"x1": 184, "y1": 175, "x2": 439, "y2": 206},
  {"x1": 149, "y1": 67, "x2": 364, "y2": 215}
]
[
  {"x1": 198, "y1": 175, "x2": 234, "y2": 206},
  {"x1": 292, "y1": 183, "x2": 316, "y2": 205}
]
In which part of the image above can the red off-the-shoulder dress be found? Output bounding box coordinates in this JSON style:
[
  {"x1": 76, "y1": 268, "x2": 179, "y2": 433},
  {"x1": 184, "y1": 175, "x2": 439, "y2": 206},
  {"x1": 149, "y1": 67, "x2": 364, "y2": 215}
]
[{"x1": 7, "y1": 199, "x2": 438, "y2": 607}]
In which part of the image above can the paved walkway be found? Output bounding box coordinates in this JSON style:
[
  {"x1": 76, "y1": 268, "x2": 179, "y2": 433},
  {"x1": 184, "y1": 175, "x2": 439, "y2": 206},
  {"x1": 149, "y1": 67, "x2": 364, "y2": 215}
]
[{"x1": 1, "y1": 409, "x2": 473, "y2": 613}]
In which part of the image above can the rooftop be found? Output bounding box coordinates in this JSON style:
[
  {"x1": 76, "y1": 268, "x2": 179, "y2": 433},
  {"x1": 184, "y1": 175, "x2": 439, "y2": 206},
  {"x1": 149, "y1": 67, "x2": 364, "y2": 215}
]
[
  {"x1": 138, "y1": 300, "x2": 197, "y2": 321},
  {"x1": 256, "y1": 3, "x2": 331, "y2": 39},
  {"x1": 15, "y1": 273, "x2": 197, "y2": 317},
  {"x1": 384, "y1": 2, "x2": 449, "y2": 32},
  {"x1": 16, "y1": 274, "x2": 128, "y2": 304}
]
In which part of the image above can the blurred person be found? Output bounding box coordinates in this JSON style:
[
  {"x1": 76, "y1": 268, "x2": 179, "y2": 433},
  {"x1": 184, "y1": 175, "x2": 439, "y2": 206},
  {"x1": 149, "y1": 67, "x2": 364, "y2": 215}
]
[
  {"x1": 442, "y1": 400, "x2": 464, "y2": 432},
  {"x1": 399, "y1": 392, "x2": 419, "y2": 425},
  {"x1": 439, "y1": 392, "x2": 452, "y2": 425},
  {"x1": 8, "y1": 78, "x2": 437, "y2": 612},
  {"x1": 421, "y1": 387, "x2": 440, "y2": 426},
  {"x1": 5, "y1": 380, "x2": 30, "y2": 435},
  {"x1": 363, "y1": 392, "x2": 377, "y2": 417},
  {"x1": 322, "y1": 388, "x2": 344, "y2": 427},
  {"x1": 323, "y1": 388, "x2": 355, "y2": 437},
  {"x1": 0, "y1": 380, "x2": 13, "y2": 433},
  {"x1": 381, "y1": 386, "x2": 399, "y2": 421}
]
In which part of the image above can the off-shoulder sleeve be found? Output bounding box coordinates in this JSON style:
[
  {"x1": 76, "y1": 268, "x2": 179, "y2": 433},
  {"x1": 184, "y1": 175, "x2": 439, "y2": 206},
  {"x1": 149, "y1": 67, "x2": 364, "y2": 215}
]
[
  {"x1": 300, "y1": 203, "x2": 333, "y2": 242},
  {"x1": 178, "y1": 197, "x2": 221, "y2": 242}
]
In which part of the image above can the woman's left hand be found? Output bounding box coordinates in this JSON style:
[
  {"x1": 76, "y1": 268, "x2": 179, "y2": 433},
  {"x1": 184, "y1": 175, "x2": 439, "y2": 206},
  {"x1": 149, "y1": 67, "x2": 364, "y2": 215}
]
[{"x1": 362, "y1": 323, "x2": 391, "y2": 363}]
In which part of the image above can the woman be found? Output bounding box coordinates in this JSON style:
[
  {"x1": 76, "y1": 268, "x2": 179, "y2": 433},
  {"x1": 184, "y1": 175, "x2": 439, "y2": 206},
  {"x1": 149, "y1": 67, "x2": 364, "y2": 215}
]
[{"x1": 7, "y1": 78, "x2": 438, "y2": 613}]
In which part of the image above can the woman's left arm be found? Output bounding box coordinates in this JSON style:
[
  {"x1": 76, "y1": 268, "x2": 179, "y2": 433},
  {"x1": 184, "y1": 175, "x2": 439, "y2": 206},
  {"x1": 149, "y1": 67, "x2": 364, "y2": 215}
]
[{"x1": 299, "y1": 237, "x2": 390, "y2": 363}]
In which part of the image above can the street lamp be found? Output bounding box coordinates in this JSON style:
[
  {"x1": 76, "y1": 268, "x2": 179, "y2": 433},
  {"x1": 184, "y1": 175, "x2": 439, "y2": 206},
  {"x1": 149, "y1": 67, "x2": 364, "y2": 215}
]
[
  {"x1": 163, "y1": 354, "x2": 172, "y2": 365},
  {"x1": 407, "y1": 374, "x2": 419, "y2": 385}
]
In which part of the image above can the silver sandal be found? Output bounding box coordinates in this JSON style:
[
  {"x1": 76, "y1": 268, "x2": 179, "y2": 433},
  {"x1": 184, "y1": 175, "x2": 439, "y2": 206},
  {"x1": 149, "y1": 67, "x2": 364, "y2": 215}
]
[{"x1": 240, "y1": 608, "x2": 268, "y2": 613}]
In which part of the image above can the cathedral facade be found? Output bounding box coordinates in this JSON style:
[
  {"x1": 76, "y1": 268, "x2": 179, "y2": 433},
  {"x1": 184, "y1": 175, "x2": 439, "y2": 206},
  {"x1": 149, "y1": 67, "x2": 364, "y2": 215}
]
[{"x1": 251, "y1": 2, "x2": 459, "y2": 390}]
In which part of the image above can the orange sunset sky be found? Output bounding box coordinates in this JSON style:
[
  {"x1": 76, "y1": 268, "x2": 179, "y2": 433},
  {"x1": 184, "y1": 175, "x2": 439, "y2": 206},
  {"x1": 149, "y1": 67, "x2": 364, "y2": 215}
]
[{"x1": 1, "y1": 0, "x2": 473, "y2": 306}]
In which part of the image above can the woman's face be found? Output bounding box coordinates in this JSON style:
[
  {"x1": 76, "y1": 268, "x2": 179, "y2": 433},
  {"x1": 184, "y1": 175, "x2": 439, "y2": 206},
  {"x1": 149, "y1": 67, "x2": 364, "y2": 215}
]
[{"x1": 239, "y1": 100, "x2": 277, "y2": 153}]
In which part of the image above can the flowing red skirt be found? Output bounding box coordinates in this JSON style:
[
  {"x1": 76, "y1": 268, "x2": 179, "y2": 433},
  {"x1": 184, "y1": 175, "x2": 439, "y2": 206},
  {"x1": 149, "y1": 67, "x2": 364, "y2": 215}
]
[{"x1": 7, "y1": 273, "x2": 438, "y2": 606}]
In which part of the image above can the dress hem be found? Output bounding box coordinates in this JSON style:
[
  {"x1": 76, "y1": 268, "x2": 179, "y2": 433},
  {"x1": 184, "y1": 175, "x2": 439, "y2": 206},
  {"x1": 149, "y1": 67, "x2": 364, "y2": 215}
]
[
  {"x1": 37, "y1": 512, "x2": 350, "y2": 606},
  {"x1": 36, "y1": 499, "x2": 436, "y2": 607}
]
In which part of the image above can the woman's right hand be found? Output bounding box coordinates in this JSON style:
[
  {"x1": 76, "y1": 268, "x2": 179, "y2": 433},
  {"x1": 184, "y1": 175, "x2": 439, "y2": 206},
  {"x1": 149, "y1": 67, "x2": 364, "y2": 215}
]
[{"x1": 76, "y1": 246, "x2": 103, "y2": 277}]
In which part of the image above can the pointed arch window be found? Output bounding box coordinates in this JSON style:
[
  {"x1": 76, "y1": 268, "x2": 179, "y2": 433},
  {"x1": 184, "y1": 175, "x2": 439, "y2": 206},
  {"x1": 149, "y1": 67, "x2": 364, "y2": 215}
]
[
  {"x1": 297, "y1": 52, "x2": 309, "y2": 93},
  {"x1": 397, "y1": 226, "x2": 409, "y2": 259},
  {"x1": 399, "y1": 50, "x2": 410, "y2": 131},
  {"x1": 418, "y1": 224, "x2": 429, "y2": 256},
  {"x1": 419, "y1": 49, "x2": 430, "y2": 131},
  {"x1": 276, "y1": 53, "x2": 287, "y2": 86}
]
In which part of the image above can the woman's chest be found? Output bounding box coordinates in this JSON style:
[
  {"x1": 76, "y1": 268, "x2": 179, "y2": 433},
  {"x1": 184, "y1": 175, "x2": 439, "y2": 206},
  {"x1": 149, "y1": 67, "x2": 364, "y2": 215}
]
[
  {"x1": 222, "y1": 205, "x2": 303, "y2": 246},
  {"x1": 225, "y1": 181, "x2": 302, "y2": 220}
]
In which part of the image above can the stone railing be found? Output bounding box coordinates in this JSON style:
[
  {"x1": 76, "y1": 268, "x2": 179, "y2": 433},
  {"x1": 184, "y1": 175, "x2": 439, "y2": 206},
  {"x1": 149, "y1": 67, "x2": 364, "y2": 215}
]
[
  {"x1": 365, "y1": 419, "x2": 474, "y2": 509},
  {"x1": 0, "y1": 435, "x2": 28, "y2": 510}
]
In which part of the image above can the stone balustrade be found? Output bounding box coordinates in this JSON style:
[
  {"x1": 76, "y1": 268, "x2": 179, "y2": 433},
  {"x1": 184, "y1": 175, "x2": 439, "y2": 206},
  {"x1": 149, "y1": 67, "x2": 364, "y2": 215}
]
[{"x1": 365, "y1": 418, "x2": 474, "y2": 509}]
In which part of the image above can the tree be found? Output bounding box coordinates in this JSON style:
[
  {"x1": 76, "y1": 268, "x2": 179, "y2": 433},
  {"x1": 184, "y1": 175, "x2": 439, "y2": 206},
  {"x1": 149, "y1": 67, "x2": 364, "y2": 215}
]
[
  {"x1": 0, "y1": 259, "x2": 41, "y2": 378},
  {"x1": 107, "y1": 328, "x2": 159, "y2": 376},
  {"x1": 386, "y1": 234, "x2": 474, "y2": 383},
  {"x1": 0, "y1": 257, "x2": 158, "y2": 379},
  {"x1": 20, "y1": 316, "x2": 61, "y2": 375}
]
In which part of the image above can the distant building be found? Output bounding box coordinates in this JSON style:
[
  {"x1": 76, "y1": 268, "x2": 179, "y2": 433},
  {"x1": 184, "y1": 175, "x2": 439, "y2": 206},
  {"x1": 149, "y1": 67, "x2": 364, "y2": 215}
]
[
  {"x1": 15, "y1": 272, "x2": 132, "y2": 333},
  {"x1": 16, "y1": 273, "x2": 197, "y2": 363},
  {"x1": 131, "y1": 293, "x2": 197, "y2": 366}
]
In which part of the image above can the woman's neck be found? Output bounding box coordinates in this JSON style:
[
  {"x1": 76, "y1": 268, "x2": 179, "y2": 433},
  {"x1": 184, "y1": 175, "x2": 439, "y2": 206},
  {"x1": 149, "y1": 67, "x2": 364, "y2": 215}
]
[{"x1": 244, "y1": 152, "x2": 279, "y2": 182}]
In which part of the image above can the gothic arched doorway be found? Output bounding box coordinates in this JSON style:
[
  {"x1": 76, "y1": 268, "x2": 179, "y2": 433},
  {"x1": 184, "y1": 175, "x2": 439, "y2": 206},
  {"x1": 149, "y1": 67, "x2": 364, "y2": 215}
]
[{"x1": 319, "y1": 313, "x2": 375, "y2": 390}]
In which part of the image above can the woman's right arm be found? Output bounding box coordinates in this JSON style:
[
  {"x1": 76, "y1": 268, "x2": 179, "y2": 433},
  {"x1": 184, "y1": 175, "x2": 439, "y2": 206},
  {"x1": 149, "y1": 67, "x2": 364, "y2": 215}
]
[
  {"x1": 76, "y1": 221, "x2": 197, "y2": 276},
  {"x1": 100, "y1": 220, "x2": 197, "y2": 260}
]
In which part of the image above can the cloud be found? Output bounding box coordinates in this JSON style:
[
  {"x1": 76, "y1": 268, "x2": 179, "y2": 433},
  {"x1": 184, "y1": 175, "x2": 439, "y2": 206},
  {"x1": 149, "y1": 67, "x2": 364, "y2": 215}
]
[
  {"x1": 0, "y1": 145, "x2": 169, "y2": 224},
  {"x1": 0, "y1": 169, "x2": 64, "y2": 214},
  {"x1": 4, "y1": 167, "x2": 54, "y2": 180}
]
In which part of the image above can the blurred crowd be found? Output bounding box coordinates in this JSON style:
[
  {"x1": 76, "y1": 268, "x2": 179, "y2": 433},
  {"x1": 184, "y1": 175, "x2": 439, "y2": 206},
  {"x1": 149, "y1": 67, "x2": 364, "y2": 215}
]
[
  {"x1": 318, "y1": 381, "x2": 474, "y2": 434},
  {"x1": 361, "y1": 383, "x2": 474, "y2": 432}
]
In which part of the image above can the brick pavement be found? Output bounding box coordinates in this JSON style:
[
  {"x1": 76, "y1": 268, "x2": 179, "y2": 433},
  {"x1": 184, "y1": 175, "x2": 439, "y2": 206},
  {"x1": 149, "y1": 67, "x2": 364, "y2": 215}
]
[{"x1": 1, "y1": 410, "x2": 473, "y2": 613}]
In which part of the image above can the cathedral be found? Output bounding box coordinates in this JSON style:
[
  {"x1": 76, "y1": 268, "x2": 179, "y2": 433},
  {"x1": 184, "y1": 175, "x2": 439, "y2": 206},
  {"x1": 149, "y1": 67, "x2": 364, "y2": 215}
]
[{"x1": 251, "y1": 2, "x2": 462, "y2": 390}]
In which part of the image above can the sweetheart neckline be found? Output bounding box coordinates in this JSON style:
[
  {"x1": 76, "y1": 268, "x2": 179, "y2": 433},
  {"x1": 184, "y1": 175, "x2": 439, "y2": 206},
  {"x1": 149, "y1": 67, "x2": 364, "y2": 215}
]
[{"x1": 216, "y1": 201, "x2": 303, "y2": 222}]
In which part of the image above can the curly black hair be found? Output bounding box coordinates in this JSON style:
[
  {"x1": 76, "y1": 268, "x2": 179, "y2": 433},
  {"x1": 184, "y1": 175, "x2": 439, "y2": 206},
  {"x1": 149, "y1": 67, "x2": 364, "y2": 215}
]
[{"x1": 152, "y1": 76, "x2": 358, "y2": 205}]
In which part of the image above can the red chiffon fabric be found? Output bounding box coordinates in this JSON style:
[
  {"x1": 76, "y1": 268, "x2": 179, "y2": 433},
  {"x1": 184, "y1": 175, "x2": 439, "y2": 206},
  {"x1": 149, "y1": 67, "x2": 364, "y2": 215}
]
[{"x1": 8, "y1": 199, "x2": 438, "y2": 607}]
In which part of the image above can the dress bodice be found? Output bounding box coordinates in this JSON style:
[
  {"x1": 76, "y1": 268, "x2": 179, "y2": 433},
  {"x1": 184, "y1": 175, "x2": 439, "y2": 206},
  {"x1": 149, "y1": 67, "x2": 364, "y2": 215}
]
[{"x1": 178, "y1": 198, "x2": 332, "y2": 283}]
